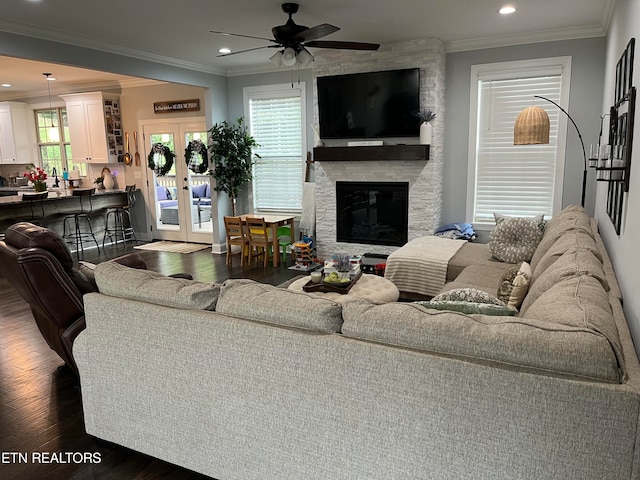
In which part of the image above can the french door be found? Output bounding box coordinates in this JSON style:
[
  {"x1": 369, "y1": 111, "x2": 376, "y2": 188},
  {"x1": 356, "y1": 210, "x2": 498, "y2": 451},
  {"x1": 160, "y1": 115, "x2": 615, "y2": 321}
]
[{"x1": 141, "y1": 118, "x2": 212, "y2": 244}]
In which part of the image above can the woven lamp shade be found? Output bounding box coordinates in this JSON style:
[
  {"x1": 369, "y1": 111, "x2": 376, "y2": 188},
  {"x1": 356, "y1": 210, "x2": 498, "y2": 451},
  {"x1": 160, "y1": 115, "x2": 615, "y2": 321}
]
[{"x1": 514, "y1": 105, "x2": 550, "y2": 145}]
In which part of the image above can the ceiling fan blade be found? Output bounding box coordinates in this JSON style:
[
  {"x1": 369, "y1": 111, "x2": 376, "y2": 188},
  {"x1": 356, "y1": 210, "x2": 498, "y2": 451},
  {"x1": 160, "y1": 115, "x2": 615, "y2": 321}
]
[
  {"x1": 305, "y1": 40, "x2": 380, "y2": 51},
  {"x1": 210, "y1": 30, "x2": 277, "y2": 43},
  {"x1": 293, "y1": 23, "x2": 340, "y2": 43},
  {"x1": 217, "y1": 45, "x2": 278, "y2": 57}
]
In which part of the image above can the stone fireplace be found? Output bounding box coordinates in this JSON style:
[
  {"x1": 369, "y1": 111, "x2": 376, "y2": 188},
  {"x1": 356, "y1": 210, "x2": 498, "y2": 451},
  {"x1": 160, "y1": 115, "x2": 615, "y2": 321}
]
[
  {"x1": 314, "y1": 145, "x2": 440, "y2": 258},
  {"x1": 311, "y1": 36, "x2": 445, "y2": 259}
]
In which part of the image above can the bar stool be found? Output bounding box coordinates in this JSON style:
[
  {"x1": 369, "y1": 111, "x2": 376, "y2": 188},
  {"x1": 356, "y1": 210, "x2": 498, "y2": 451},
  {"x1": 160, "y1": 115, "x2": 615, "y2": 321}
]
[
  {"x1": 103, "y1": 185, "x2": 137, "y2": 249},
  {"x1": 19, "y1": 191, "x2": 48, "y2": 224},
  {"x1": 62, "y1": 188, "x2": 100, "y2": 259}
]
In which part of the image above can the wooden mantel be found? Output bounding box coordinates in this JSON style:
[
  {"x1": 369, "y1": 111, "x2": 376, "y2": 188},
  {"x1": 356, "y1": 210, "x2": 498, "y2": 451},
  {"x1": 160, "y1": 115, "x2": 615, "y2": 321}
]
[{"x1": 313, "y1": 144, "x2": 429, "y2": 162}]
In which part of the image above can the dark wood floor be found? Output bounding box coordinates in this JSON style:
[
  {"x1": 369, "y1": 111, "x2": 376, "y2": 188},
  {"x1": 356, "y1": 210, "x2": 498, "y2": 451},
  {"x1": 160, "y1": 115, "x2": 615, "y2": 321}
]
[{"x1": 0, "y1": 241, "x2": 301, "y2": 479}]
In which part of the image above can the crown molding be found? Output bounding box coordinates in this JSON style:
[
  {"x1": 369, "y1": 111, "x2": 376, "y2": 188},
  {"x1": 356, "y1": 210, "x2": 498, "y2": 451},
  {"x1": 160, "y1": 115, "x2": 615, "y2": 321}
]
[
  {"x1": 445, "y1": 24, "x2": 607, "y2": 53},
  {"x1": 0, "y1": 20, "x2": 227, "y2": 76}
]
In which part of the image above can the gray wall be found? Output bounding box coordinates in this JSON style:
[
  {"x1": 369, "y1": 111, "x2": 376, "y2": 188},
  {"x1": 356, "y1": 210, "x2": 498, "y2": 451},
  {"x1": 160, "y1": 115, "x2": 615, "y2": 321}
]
[
  {"x1": 443, "y1": 37, "x2": 607, "y2": 225},
  {"x1": 225, "y1": 69, "x2": 315, "y2": 215},
  {"x1": 598, "y1": 0, "x2": 640, "y2": 356}
]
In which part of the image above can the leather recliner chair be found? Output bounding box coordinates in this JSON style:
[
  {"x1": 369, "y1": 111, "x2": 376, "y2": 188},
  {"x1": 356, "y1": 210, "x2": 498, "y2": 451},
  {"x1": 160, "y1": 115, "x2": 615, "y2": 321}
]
[{"x1": 0, "y1": 222, "x2": 146, "y2": 374}]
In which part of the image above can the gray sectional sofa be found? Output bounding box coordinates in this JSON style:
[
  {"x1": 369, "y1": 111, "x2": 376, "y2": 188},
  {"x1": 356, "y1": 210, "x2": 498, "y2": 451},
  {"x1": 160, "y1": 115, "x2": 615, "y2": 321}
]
[{"x1": 74, "y1": 205, "x2": 640, "y2": 480}]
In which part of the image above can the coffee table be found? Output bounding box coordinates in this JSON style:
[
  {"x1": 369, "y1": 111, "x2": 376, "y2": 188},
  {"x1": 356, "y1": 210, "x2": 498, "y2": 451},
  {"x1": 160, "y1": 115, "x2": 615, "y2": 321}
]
[{"x1": 287, "y1": 273, "x2": 399, "y2": 304}]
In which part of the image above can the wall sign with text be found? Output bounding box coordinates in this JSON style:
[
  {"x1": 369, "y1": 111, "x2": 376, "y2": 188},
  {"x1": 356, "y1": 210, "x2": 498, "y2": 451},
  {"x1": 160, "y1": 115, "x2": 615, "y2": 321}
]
[{"x1": 153, "y1": 99, "x2": 200, "y2": 114}]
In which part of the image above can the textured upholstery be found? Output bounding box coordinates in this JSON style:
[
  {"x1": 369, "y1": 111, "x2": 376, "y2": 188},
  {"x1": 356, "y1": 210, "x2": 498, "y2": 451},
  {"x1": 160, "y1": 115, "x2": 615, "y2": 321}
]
[
  {"x1": 217, "y1": 279, "x2": 343, "y2": 333},
  {"x1": 286, "y1": 273, "x2": 400, "y2": 304},
  {"x1": 342, "y1": 299, "x2": 623, "y2": 382},
  {"x1": 70, "y1": 205, "x2": 640, "y2": 479},
  {"x1": 94, "y1": 261, "x2": 219, "y2": 310}
]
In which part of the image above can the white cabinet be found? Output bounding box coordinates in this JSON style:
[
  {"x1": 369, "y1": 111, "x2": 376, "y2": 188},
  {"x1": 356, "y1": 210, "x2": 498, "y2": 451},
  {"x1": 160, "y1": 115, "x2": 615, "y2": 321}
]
[
  {"x1": 0, "y1": 102, "x2": 32, "y2": 164},
  {"x1": 60, "y1": 92, "x2": 123, "y2": 163}
]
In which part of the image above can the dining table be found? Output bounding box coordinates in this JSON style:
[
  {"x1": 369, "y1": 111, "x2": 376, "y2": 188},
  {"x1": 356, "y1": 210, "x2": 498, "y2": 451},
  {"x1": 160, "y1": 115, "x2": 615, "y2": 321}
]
[{"x1": 239, "y1": 213, "x2": 295, "y2": 267}]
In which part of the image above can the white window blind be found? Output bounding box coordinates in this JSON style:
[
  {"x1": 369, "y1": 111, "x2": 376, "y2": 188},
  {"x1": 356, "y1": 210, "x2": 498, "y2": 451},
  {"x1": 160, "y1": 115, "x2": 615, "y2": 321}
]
[
  {"x1": 469, "y1": 59, "x2": 569, "y2": 225},
  {"x1": 247, "y1": 87, "x2": 304, "y2": 213}
]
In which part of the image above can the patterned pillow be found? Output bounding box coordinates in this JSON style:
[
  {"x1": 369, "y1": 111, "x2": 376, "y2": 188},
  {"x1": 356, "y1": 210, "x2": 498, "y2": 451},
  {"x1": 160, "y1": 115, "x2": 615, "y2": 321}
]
[
  {"x1": 432, "y1": 287, "x2": 506, "y2": 306},
  {"x1": 497, "y1": 264, "x2": 520, "y2": 304},
  {"x1": 496, "y1": 262, "x2": 531, "y2": 310},
  {"x1": 417, "y1": 300, "x2": 516, "y2": 316},
  {"x1": 494, "y1": 213, "x2": 546, "y2": 232},
  {"x1": 489, "y1": 217, "x2": 543, "y2": 263}
]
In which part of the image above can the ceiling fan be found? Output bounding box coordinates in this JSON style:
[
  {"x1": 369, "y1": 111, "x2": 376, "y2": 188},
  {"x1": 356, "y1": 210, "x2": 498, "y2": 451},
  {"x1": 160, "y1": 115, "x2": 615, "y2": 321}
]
[{"x1": 210, "y1": 2, "x2": 379, "y2": 67}]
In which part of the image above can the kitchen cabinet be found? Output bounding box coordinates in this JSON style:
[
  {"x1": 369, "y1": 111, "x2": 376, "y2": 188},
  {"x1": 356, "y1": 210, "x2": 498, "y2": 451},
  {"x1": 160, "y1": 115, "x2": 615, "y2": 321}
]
[
  {"x1": 0, "y1": 102, "x2": 32, "y2": 164},
  {"x1": 60, "y1": 92, "x2": 123, "y2": 164}
]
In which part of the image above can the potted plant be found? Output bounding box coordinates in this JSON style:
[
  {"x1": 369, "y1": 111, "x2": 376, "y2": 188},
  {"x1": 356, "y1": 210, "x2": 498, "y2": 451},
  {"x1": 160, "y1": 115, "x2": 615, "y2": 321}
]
[
  {"x1": 208, "y1": 117, "x2": 259, "y2": 216},
  {"x1": 23, "y1": 165, "x2": 48, "y2": 192},
  {"x1": 416, "y1": 110, "x2": 436, "y2": 145}
]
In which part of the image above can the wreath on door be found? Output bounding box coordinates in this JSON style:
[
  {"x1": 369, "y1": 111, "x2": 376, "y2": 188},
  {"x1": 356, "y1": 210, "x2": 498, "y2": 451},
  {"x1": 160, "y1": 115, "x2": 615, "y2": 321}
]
[
  {"x1": 148, "y1": 143, "x2": 175, "y2": 176},
  {"x1": 184, "y1": 139, "x2": 209, "y2": 174}
]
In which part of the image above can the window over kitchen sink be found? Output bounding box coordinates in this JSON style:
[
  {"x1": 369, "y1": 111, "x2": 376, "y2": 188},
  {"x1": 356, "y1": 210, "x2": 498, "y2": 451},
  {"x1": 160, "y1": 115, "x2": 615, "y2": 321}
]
[{"x1": 35, "y1": 107, "x2": 86, "y2": 177}]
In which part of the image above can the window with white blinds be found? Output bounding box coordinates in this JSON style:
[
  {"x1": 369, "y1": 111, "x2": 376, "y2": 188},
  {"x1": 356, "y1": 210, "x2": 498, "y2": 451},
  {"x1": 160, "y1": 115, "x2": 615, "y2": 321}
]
[
  {"x1": 245, "y1": 84, "x2": 306, "y2": 213},
  {"x1": 467, "y1": 58, "x2": 571, "y2": 225}
]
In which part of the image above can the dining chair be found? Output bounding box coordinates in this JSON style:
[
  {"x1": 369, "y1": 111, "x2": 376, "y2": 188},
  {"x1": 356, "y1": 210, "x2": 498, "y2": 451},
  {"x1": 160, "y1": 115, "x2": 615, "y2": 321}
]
[
  {"x1": 276, "y1": 225, "x2": 292, "y2": 263},
  {"x1": 245, "y1": 217, "x2": 276, "y2": 268},
  {"x1": 223, "y1": 216, "x2": 249, "y2": 266}
]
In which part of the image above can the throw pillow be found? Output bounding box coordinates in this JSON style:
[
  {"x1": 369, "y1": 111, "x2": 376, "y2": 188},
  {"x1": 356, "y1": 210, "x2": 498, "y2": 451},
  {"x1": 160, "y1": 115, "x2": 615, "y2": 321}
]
[
  {"x1": 432, "y1": 287, "x2": 506, "y2": 306},
  {"x1": 497, "y1": 264, "x2": 520, "y2": 304},
  {"x1": 156, "y1": 185, "x2": 168, "y2": 200},
  {"x1": 417, "y1": 300, "x2": 516, "y2": 316},
  {"x1": 489, "y1": 217, "x2": 543, "y2": 263},
  {"x1": 494, "y1": 212, "x2": 546, "y2": 232},
  {"x1": 496, "y1": 262, "x2": 531, "y2": 310}
]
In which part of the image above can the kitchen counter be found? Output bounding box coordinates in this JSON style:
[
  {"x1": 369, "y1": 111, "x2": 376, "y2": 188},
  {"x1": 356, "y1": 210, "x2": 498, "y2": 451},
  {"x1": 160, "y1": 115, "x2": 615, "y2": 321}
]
[
  {"x1": 0, "y1": 187, "x2": 125, "y2": 205},
  {"x1": 0, "y1": 188, "x2": 130, "y2": 234}
]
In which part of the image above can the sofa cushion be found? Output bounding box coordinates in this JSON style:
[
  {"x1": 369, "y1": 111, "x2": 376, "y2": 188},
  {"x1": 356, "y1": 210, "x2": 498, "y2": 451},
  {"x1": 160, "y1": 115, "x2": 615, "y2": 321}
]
[
  {"x1": 342, "y1": 299, "x2": 624, "y2": 382},
  {"x1": 520, "y1": 275, "x2": 625, "y2": 380},
  {"x1": 94, "y1": 261, "x2": 219, "y2": 310},
  {"x1": 446, "y1": 242, "x2": 509, "y2": 282},
  {"x1": 530, "y1": 211, "x2": 593, "y2": 272},
  {"x1": 192, "y1": 183, "x2": 208, "y2": 198},
  {"x1": 520, "y1": 249, "x2": 609, "y2": 314},
  {"x1": 156, "y1": 185, "x2": 169, "y2": 200},
  {"x1": 531, "y1": 229, "x2": 601, "y2": 282},
  {"x1": 489, "y1": 217, "x2": 543, "y2": 263},
  {"x1": 217, "y1": 279, "x2": 343, "y2": 333}
]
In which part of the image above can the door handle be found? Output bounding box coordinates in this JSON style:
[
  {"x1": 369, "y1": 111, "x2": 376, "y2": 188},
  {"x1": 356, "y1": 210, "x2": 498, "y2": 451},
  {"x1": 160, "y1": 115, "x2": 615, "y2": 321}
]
[{"x1": 183, "y1": 186, "x2": 188, "y2": 190}]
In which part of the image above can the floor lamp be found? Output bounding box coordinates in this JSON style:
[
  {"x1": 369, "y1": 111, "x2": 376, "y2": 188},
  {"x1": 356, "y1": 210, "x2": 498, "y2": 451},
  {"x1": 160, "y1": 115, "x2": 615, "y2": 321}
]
[{"x1": 514, "y1": 95, "x2": 587, "y2": 207}]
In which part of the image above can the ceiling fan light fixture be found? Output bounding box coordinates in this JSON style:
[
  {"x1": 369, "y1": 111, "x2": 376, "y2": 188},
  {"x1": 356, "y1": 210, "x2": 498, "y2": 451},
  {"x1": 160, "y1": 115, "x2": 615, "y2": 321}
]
[
  {"x1": 270, "y1": 50, "x2": 284, "y2": 67},
  {"x1": 281, "y1": 47, "x2": 297, "y2": 66},
  {"x1": 297, "y1": 48, "x2": 314, "y2": 68}
]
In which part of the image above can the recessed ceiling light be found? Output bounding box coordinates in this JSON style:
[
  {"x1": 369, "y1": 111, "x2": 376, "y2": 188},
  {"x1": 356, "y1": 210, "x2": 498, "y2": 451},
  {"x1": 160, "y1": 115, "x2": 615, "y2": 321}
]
[
  {"x1": 219, "y1": 48, "x2": 231, "y2": 54},
  {"x1": 499, "y1": 5, "x2": 516, "y2": 14},
  {"x1": 1, "y1": 83, "x2": 11, "y2": 88}
]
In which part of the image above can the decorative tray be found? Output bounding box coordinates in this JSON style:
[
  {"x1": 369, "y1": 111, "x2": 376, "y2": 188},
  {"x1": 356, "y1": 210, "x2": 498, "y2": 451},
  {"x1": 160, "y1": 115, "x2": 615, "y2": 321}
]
[{"x1": 303, "y1": 271, "x2": 362, "y2": 294}]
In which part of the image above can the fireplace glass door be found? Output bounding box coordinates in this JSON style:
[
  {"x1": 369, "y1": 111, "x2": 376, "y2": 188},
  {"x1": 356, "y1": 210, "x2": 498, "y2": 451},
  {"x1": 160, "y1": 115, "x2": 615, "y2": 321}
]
[{"x1": 336, "y1": 181, "x2": 409, "y2": 246}]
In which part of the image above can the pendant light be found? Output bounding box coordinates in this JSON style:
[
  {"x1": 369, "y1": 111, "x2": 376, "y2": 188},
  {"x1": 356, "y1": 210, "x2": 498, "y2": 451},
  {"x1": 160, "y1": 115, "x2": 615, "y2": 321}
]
[{"x1": 43, "y1": 73, "x2": 60, "y2": 143}]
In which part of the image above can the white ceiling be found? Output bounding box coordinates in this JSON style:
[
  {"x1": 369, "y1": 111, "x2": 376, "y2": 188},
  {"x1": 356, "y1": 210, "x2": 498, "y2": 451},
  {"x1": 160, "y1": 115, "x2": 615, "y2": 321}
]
[{"x1": 0, "y1": 0, "x2": 615, "y2": 101}]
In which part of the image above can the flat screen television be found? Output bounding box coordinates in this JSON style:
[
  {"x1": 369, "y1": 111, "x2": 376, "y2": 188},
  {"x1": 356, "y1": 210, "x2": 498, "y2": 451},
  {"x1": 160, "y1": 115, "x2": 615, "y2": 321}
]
[{"x1": 317, "y1": 68, "x2": 420, "y2": 139}]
